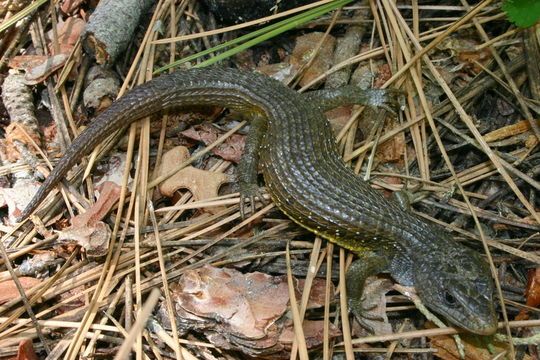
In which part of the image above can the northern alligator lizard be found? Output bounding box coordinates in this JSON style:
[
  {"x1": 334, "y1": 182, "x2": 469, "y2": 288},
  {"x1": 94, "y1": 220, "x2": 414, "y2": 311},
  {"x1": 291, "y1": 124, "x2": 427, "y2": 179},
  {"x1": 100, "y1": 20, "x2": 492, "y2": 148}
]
[{"x1": 18, "y1": 67, "x2": 497, "y2": 335}]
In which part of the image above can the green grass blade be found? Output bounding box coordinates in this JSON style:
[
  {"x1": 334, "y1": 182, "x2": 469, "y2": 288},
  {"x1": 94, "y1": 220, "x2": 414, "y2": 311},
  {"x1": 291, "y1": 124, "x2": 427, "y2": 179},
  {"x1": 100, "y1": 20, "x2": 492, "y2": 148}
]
[
  {"x1": 155, "y1": 0, "x2": 354, "y2": 73},
  {"x1": 0, "y1": 0, "x2": 48, "y2": 34}
]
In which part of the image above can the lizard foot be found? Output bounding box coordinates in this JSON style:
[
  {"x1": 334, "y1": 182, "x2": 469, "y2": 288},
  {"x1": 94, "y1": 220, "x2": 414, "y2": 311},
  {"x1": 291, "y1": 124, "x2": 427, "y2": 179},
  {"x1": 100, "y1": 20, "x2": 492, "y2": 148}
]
[
  {"x1": 239, "y1": 183, "x2": 267, "y2": 219},
  {"x1": 364, "y1": 88, "x2": 406, "y2": 115},
  {"x1": 349, "y1": 278, "x2": 394, "y2": 334}
]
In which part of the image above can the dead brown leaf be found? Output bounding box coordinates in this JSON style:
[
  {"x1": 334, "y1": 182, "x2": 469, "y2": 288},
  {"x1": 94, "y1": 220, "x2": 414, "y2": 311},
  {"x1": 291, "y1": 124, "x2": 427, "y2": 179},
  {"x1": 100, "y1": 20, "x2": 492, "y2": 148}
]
[
  {"x1": 171, "y1": 265, "x2": 339, "y2": 358},
  {"x1": 70, "y1": 181, "x2": 121, "y2": 228},
  {"x1": 457, "y1": 48, "x2": 492, "y2": 75},
  {"x1": 58, "y1": 221, "x2": 111, "y2": 258},
  {"x1": 376, "y1": 117, "x2": 406, "y2": 163},
  {"x1": 279, "y1": 319, "x2": 341, "y2": 350},
  {"x1": 181, "y1": 123, "x2": 246, "y2": 162},
  {"x1": 175, "y1": 266, "x2": 289, "y2": 339},
  {"x1": 428, "y1": 329, "x2": 507, "y2": 360},
  {"x1": 0, "y1": 277, "x2": 40, "y2": 305},
  {"x1": 10, "y1": 54, "x2": 69, "y2": 85},
  {"x1": 8, "y1": 55, "x2": 49, "y2": 73},
  {"x1": 256, "y1": 63, "x2": 295, "y2": 83},
  {"x1": 49, "y1": 17, "x2": 86, "y2": 55},
  {"x1": 61, "y1": 0, "x2": 86, "y2": 14},
  {"x1": 157, "y1": 146, "x2": 230, "y2": 214},
  {"x1": 4, "y1": 122, "x2": 42, "y2": 161},
  {"x1": 516, "y1": 266, "x2": 540, "y2": 321},
  {"x1": 14, "y1": 338, "x2": 39, "y2": 360},
  {"x1": 56, "y1": 181, "x2": 121, "y2": 257}
]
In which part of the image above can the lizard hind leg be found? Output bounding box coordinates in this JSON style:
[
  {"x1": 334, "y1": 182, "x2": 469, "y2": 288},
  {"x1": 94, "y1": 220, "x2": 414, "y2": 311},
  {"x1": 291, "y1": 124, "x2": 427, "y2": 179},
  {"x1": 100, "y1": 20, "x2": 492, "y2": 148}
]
[
  {"x1": 346, "y1": 252, "x2": 391, "y2": 332},
  {"x1": 237, "y1": 113, "x2": 269, "y2": 218}
]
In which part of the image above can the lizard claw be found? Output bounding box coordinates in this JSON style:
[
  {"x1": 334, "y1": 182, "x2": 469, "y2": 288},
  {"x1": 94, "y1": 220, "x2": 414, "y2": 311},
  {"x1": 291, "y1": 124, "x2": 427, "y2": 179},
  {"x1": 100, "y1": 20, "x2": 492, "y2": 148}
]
[
  {"x1": 364, "y1": 89, "x2": 406, "y2": 115},
  {"x1": 239, "y1": 183, "x2": 267, "y2": 219}
]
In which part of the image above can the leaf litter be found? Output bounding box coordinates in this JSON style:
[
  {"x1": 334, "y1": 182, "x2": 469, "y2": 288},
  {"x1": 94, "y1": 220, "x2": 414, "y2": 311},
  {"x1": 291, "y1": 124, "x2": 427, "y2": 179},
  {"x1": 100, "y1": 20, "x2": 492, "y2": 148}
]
[{"x1": 0, "y1": 1, "x2": 539, "y2": 359}]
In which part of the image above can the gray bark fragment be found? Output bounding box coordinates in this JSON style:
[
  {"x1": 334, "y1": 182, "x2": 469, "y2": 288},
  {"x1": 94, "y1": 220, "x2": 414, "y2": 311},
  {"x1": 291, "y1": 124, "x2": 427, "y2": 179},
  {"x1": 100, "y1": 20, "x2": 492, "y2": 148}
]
[
  {"x1": 82, "y1": 0, "x2": 155, "y2": 64},
  {"x1": 326, "y1": 5, "x2": 371, "y2": 89}
]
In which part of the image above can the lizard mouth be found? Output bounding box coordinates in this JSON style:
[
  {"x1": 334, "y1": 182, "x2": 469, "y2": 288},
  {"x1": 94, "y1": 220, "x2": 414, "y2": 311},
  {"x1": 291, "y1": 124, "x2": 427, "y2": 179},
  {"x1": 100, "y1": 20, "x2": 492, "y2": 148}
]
[
  {"x1": 427, "y1": 297, "x2": 498, "y2": 335},
  {"x1": 445, "y1": 306, "x2": 498, "y2": 335},
  {"x1": 462, "y1": 316, "x2": 498, "y2": 335},
  {"x1": 471, "y1": 325, "x2": 498, "y2": 336}
]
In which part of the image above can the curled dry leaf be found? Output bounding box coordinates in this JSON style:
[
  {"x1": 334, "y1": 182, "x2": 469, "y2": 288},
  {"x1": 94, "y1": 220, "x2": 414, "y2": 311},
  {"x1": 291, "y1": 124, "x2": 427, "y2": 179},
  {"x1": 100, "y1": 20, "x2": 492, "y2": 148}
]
[
  {"x1": 56, "y1": 181, "x2": 121, "y2": 257},
  {"x1": 257, "y1": 63, "x2": 295, "y2": 83},
  {"x1": 457, "y1": 49, "x2": 492, "y2": 75},
  {"x1": 8, "y1": 55, "x2": 49, "y2": 73},
  {"x1": 181, "y1": 123, "x2": 246, "y2": 163},
  {"x1": 176, "y1": 266, "x2": 289, "y2": 339},
  {"x1": 157, "y1": 146, "x2": 230, "y2": 214},
  {"x1": 14, "y1": 54, "x2": 69, "y2": 85},
  {"x1": 171, "y1": 265, "x2": 340, "y2": 358},
  {"x1": 70, "y1": 181, "x2": 121, "y2": 228},
  {"x1": 0, "y1": 277, "x2": 40, "y2": 305},
  {"x1": 57, "y1": 221, "x2": 111, "y2": 258}
]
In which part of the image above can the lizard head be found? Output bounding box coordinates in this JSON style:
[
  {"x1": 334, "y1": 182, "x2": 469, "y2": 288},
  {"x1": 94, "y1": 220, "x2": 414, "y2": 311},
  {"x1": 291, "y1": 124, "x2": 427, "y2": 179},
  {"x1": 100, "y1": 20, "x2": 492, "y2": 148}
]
[{"x1": 412, "y1": 246, "x2": 497, "y2": 335}]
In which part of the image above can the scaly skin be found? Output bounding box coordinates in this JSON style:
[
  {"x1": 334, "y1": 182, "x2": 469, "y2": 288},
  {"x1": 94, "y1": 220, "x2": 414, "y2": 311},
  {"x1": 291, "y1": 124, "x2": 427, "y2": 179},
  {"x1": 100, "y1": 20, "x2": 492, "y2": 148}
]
[{"x1": 18, "y1": 68, "x2": 497, "y2": 334}]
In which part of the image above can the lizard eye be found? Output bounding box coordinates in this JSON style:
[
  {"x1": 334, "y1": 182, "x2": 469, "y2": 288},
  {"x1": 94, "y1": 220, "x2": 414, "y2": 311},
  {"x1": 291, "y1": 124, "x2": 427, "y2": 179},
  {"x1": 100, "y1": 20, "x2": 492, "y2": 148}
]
[{"x1": 443, "y1": 291, "x2": 458, "y2": 308}]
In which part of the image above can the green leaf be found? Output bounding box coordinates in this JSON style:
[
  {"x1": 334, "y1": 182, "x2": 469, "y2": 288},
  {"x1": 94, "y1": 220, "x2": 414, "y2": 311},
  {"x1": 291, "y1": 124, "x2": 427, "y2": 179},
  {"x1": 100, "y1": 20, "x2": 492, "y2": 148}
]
[{"x1": 502, "y1": 0, "x2": 540, "y2": 28}]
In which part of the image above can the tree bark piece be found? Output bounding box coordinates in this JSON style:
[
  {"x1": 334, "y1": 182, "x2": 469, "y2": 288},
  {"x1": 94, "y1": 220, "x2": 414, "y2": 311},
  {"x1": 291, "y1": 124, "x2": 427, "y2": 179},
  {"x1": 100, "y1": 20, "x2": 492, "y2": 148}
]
[
  {"x1": 81, "y1": 0, "x2": 155, "y2": 64},
  {"x1": 326, "y1": 4, "x2": 371, "y2": 89}
]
